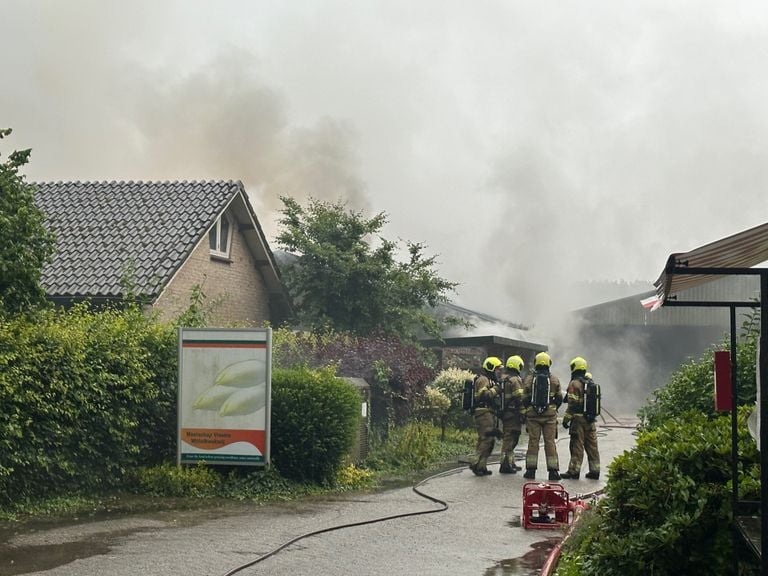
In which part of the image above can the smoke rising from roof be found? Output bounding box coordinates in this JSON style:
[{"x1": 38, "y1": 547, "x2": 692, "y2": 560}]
[
  {"x1": 1, "y1": 3, "x2": 369, "y2": 223},
  {"x1": 4, "y1": 1, "x2": 768, "y2": 399}
]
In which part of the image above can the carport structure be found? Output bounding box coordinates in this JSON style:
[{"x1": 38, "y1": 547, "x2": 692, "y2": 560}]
[{"x1": 650, "y1": 221, "x2": 768, "y2": 571}]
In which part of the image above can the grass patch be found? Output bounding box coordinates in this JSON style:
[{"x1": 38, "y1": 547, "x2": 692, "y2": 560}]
[
  {"x1": 366, "y1": 423, "x2": 474, "y2": 474},
  {"x1": 0, "y1": 424, "x2": 471, "y2": 523}
]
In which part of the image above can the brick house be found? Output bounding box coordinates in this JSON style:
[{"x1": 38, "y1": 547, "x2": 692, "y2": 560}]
[{"x1": 33, "y1": 180, "x2": 291, "y2": 326}]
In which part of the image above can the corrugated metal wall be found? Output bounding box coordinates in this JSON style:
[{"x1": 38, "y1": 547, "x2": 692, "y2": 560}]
[{"x1": 575, "y1": 276, "x2": 760, "y2": 328}]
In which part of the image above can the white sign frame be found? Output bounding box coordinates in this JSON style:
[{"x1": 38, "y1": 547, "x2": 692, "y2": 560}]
[{"x1": 177, "y1": 327, "x2": 271, "y2": 467}]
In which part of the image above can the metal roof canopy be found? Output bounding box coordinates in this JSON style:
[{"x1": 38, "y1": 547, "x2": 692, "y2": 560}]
[
  {"x1": 652, "y1": 222, "x2": 768, "y2": 572},
  {"x1": 419, "y1": 334, "x2": 547, "y2": 352},
  {"x1": 654, "y1": 220, "x2": 768, "y2": 303}
]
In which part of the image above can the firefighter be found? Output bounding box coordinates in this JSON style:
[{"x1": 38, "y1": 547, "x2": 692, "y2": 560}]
[
  {"x1": 560, "y1": 358, "x2": 601, "y2": 480},
  {"x1": 522, "y1": 352, "x2": 563, "y2": 480},
  {"x1": 499, "y1": 355, "x2": 526, "y2": 474},
  {"x1": 469, "y1": 356, "x2": 503, "y2": 476}
]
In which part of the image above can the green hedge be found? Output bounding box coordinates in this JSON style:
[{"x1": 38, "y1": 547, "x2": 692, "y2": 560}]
[
  {"x1": 270, "y1": 367, "x2": 360, "y2": 484},
  {"x1": 0, "y1": 305, "x2": 177, "y2": 505},
  {"x1": 558, "y1": 410, "x2": 760, "y2": 576},
  {"x1": 0, "y1": 305, "x2": 362, "y2": 507}
]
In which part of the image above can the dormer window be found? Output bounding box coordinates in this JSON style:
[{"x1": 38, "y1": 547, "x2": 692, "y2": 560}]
[{"x1": 209, "y1": 215, "x2": 233, "y2": 258}]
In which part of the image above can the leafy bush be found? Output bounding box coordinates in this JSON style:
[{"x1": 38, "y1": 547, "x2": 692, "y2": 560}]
[
  {"x1": 272, "y1": 327, "x2": 437, "y2": 431},
  {"x1": 336, "y1": 464, "x2": 375, "y2": 489},
  {"x1": 0, "y1": 304, "x2": 178, "y2": 506},
  {"x1": 430, "y1": 367, "x2": 475, "y2": 434},
  {"x1": 639, "y1": 310, "x2": 759, "y2": 430},
  {"x1": 558, "y1": 409, "x2": 759, "y2": 576},
  {"x1": 270, "y1": 367, "x2": 360, "y2": 484},
  {"x1": 132, "y1": 462, "x2": 221, "y2": 497},
  {"x1": 413, "y1": 386, "x2": 451, "y2": 424},
  {"x1": 367, "y1": 422, "x2": 474, "y2": 472},
  {"x1": 133, "y1": 464, "x2": 331, "y2": 502},
  {"x1": 216, "y1": 467, "x2": 310, "y2": 500}
]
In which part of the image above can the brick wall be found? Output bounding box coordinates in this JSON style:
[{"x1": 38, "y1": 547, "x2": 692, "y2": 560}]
[{"x1": 154, "y1": 222, "x2": 271, "y2": 327}]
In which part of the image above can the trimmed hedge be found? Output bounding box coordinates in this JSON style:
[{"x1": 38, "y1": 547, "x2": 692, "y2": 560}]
[
  {"x1": 0, "y1": 305, "x2": 176, "y2": 505},
  {"x1": 0, "y1": 305, "x2": 362, "y2": 507},
  {"x1": 558, "y1": 410, "x2": 759, "y2": 575},
  {"x1": 270, "y1": 367, "x2": 360, "y2": 484},
  {"x1": 557, "y1": 310, "x2": 762, "y2": 576}
]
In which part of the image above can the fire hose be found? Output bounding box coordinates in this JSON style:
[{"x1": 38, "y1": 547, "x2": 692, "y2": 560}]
[
  {"x1": 221, "y1": 417, "x2": 627, "y2": 576},
  {"x1": 218, "y1": 466, "x2": 461, "y2": 576}
]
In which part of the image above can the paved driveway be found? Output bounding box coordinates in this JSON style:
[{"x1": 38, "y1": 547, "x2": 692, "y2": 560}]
[{"x1": 1, "y1": 422, "x2": 637, "y2": 576}]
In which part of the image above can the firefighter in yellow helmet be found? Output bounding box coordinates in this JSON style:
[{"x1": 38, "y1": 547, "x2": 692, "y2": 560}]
[
  {"x1": 522, "y1": 352, "x2": 563, "y2": 480},
  {"x1": 469, "y1": 356, "x2": 503, "y2": 476},
  {"x1": 499, "y1": 355, "x2": 526, "y2": 474},
  {"x1": 560, "y1": 357, "x2": 601, "y2": 480}
]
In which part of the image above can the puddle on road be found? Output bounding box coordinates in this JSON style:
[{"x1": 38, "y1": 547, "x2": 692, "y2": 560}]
[
  {"x1": 0, "y1": 527, "x2": 153, "y2": 576},
  {"x1": 0, "y1": 499, "x2": 246, "y2": 576},
  {"x1": 484, "y1": 538, "x2": 560, "y2": 576}
]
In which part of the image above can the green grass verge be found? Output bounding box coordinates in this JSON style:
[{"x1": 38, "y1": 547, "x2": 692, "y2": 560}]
[{"x1": 0, "y1": 423, "x2": 473, "y2": 523}]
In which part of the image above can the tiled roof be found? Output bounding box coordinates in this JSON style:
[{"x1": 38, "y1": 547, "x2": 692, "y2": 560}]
[{"x1": 34, "y1": 180, "x2": 242, "y2": 299}]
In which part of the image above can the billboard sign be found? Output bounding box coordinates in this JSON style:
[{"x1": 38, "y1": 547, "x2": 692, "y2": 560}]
[{"x1": 178, "y1": 327, "x2": 271, "y2": 466}]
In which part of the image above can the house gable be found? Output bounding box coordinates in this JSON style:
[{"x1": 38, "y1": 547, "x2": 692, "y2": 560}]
[
  {"x1": 153, "y1": 208, "x2": 271, "y2": 326},
  {"x1": 34, "y1": 180, "x2": 290, "y2": 325}
]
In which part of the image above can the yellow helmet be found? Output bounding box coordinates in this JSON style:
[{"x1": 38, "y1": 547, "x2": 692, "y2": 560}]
[
  {"x1": 505, "y1": 355, "x2": 524, "y2": 372},
  {"x1": 534, "y1": 352, "x2": 552, "y2": 368},
  {"x1": 570, "y1": 356, "x2": 588, "y2": 373},
  {"x1": 482, "y1": 356, "x2": 503, "y2": 372},
  {"x1": 585, "y1": 372, "x2": 593, "y2": 380}
]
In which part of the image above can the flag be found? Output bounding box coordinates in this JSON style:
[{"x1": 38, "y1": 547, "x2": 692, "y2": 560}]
[{"x1": 640, "y1": 295, "x2": 663, "y2": 311}]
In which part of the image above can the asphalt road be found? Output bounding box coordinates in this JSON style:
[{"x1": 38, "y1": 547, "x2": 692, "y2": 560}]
[{"x1": 1, "y1": 421, "x2": 637, "y2": 576}]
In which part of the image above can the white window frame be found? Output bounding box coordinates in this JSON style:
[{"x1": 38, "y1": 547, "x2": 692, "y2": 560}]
[{"x1": 209, "y1": 214, "x2": 234, "y2": 259}]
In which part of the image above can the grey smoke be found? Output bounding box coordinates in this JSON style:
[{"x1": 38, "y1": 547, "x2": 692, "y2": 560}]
[
  {"x1": 1, "y1": 2, "x2": 369, "y2": 227},
  {"x1": 4, "y1": 1, "x2": 768, "y2": 388}
]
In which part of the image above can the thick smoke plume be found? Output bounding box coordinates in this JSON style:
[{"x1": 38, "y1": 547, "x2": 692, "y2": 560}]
[
  {"x1": 1, "y1": 3, "x2": 368, "y2": 232},
  {"x1": 5, "y1": 0, "x2": 768, "y2": 414}
]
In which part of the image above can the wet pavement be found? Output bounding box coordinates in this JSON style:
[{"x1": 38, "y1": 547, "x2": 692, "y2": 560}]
[{"x1": 0, "y1": 419, "x2": 637, "y2": 576}]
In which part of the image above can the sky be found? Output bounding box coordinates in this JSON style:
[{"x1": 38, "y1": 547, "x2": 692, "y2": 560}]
[{"x1": 3, "y1": 0, "x2": 768, "y2": 326}]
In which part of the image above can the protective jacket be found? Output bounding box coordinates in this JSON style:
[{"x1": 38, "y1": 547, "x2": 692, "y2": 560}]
[
  {"x1": 565, "y1": 376, "x2": 588, "y2": 416},
  {"x1": 501, "y1": 373, "x2": 525, "y2": 425},
  {"x1": 563, "y1": 374, "x2": 600, "y2": 476},
  {"x1": 473, "y1": 373, "x2": 499, "y2": 416}
]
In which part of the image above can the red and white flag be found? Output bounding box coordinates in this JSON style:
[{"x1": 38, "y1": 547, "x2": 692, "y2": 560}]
[{"x1": 640, "y1": 295, "x2": 663, "y2": 311}]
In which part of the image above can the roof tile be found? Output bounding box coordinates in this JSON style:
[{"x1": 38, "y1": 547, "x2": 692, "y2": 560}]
[{"x1": 34, "y1": 180, "x2": 241, "y2": 299}]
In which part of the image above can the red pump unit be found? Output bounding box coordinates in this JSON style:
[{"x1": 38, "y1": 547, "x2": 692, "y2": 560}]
[{"x1": 522, "y1": 482, "x2": 586, "y2": 529}]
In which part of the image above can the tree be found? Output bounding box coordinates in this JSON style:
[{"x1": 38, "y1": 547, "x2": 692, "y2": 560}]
[
  {"x1": 0, "y1": 128, "x2": 55, "y2": 315},
  {"x1": 276, "y1": 196, "x2": 458, "y2": 339}
]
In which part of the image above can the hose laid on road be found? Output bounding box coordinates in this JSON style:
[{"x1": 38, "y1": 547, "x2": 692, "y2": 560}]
[
  {"x1": 221, "y1": 422, "x2": 625, "y2": 575},
  {"x1": 219, "y1": 466, "x2": 462, "y2": 576}
]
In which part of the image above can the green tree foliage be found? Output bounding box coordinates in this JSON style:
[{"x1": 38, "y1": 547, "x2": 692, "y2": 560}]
[
  {"x1": 272, "y1": 327, "x2": 437, "y2": 430},
  {"x1": 0, "y1": 128, "x2": 55, "y2": 315},
  {"x1": 270, "y1": 367, "x2": 360, "y2": 484},
  {"x1": 276, "y1": 196, "x2": 458, "y2": 339}
]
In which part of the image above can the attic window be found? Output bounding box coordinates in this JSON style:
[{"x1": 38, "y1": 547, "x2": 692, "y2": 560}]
[{"x1": 209, "y1": 215, "x2": 233, "y2": 258}]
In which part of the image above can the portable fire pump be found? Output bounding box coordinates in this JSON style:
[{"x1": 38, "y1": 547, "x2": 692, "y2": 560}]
[{"x1": 522, "y1": 482, "x2": 589, "y2": 529}]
